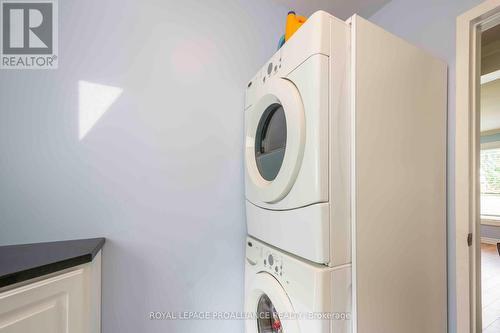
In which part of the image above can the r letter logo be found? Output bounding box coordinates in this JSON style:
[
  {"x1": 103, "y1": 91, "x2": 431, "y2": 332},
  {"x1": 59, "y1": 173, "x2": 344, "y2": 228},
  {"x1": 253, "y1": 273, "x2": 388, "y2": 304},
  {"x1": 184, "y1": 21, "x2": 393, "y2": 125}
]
[{"x1": 1, "y1": 0, "x2": 58, "y2": 69}]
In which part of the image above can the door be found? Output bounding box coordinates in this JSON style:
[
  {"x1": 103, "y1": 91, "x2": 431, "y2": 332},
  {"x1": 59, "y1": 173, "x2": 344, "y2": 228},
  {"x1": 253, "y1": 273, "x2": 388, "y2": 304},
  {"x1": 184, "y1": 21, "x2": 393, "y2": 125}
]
[
  {"x1": 0, "y1": 269, "x2": 85, "y2": 333},
  {"x1": 245, "y1": 272, "x2": 300, "y2": 333},
  {"x1": 245, "y1": 78, "x2": 305, "y2": 204},
  {"x1": 352, "y1": 15, "x2": 447, "y2": 333}
]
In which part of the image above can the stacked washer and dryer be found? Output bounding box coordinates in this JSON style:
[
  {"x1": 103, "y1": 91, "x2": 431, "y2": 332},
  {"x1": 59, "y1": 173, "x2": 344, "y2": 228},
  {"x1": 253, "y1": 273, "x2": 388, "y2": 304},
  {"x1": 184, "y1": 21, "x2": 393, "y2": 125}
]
[{"x1": 244, "y1": 11, "x2": 447, "y2": 333}]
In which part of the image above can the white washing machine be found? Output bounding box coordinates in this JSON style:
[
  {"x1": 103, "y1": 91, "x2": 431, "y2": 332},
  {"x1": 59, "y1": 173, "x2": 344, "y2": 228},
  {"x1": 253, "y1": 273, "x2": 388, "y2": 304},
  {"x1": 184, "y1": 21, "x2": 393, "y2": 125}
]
[
  {"x1": 244, "y1": 237, "x2": 351, "y2": 333},
  {"x1": 244, "y1": 11, "x2": 351, "y2": 266},
  {"x1": 245, "y1": 11, "x2": 448, "y2": 333}
]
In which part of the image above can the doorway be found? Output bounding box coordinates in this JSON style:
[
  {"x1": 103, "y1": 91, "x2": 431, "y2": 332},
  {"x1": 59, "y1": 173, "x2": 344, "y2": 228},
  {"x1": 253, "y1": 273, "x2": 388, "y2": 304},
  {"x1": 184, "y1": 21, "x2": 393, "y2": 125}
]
[
  {"x1": 480, "y1": 24, "x2": 500, "y2": 332},
  {"x1": 456, "y1": 1, "x2": 500, "y2": 332}
]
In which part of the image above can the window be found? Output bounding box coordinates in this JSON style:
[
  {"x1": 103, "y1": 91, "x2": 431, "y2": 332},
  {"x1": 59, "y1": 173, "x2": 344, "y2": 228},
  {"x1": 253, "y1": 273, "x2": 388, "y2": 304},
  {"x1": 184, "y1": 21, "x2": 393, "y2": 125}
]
[{"x1": 480, "y1": 147, "x2": 500, "y2": 218}]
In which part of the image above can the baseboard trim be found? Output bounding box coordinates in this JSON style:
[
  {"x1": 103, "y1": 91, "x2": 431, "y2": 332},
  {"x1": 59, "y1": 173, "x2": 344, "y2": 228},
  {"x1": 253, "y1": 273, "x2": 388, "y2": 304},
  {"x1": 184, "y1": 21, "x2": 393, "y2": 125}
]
[{"x1": 481, "y1": 237, "x2": 500, "y2": 245}]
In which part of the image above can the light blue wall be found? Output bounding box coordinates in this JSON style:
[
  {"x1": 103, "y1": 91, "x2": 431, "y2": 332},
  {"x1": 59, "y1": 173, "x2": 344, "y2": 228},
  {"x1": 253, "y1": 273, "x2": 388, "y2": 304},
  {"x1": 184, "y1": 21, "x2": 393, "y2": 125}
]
[
  {"x1": 481, "y1": 225, "x2": 500, "y2": 239},
  {"x1": 0, "y1": 0, "x2": 287, "y2": 332},
  {"x1": 481, "y1": 133, "x2": 500, "y2": 144},
  {"x1": 369, "y1": 1, "x2": 484, "y2": 332},
  {"x1": 480, "y1": 223, "x2": 500, "y2": 241}
]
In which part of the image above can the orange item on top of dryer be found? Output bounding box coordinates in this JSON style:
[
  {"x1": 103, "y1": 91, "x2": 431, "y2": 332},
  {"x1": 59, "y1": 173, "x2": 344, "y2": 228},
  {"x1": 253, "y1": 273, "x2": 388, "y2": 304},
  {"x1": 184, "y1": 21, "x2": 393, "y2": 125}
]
[{"x1": 285, "y1": 11, "x2": 307, "y2": 41}]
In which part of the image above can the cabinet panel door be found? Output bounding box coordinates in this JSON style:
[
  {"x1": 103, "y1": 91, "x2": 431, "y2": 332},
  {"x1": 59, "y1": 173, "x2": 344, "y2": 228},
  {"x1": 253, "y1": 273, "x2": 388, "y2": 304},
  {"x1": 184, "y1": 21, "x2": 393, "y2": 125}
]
[
  {"x1": 0, "y1": 269, "x2": 85, "y2": 333},
  {"x1": 352, "y1": 15, "x2": 447, "y2": 333}
]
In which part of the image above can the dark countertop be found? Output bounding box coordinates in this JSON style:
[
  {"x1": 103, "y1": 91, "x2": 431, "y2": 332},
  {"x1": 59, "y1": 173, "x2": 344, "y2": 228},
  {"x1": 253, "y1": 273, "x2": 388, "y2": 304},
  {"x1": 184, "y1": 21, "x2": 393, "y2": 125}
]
[{"x1": 0, "y1": 238, "x2": 105, "y2": 289}]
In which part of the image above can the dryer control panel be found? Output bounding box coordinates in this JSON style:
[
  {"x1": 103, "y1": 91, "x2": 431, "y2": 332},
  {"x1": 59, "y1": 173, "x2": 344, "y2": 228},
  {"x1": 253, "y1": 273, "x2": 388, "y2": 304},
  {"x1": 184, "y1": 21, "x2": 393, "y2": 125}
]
[
  {"x1": 249, "y1": 50, "x2": 283, "y2": 88},
  {"x1": 244, "y1": 50, "x2": 283, "y2": 111}
]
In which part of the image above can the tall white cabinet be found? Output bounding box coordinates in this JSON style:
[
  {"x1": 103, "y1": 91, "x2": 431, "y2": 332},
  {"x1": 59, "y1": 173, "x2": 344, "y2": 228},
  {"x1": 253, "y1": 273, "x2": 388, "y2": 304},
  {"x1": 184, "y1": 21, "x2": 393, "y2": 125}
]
[{"x1": 350, "y1": 15, "x2": 447, "y2": 333}]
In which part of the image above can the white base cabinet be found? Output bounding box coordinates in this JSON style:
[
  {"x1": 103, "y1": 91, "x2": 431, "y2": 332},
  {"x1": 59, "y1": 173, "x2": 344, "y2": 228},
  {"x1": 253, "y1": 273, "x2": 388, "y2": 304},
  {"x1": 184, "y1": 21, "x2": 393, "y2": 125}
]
[{"x1": 0, "y1": 251, "x2": 101, "y2": 333}]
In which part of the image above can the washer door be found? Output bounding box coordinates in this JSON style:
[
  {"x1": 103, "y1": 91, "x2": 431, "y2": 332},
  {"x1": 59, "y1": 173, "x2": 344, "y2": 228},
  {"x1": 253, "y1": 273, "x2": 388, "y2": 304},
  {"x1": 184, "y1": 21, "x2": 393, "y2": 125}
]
[
  {"x1": 245, "y1": 78, "x2": 305, "y2": 204},
  {"x1": 245, "y1": 273, "x2": 300, "y2": 333}
]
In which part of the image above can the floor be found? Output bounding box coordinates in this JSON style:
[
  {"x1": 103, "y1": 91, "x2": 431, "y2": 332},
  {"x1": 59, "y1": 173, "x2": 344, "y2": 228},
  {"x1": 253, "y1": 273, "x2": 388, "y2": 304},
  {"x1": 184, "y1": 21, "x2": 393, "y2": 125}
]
[{"x1": 482, "y1": 243, "x2": 500, "y2": 332}]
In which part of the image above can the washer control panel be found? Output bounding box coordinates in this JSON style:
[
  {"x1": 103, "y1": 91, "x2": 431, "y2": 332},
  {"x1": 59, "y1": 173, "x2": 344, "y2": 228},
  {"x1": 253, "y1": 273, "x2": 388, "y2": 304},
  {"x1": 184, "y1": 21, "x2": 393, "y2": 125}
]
[
  {"x1": 264, "y1": 251, "x2": 284, "y2": 277},
  {"x1": 246, "y1": 238, "x2": 285, "y2": 280}
]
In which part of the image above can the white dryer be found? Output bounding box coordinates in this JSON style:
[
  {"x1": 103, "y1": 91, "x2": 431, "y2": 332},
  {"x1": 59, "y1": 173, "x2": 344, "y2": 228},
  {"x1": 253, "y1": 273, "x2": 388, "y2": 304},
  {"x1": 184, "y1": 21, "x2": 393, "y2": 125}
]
[
  {"x1": 245, "y1": 11, "x2": 448, "y2": 333},
  {"x1": 244, "y1": 11, "x2": 351, "y2": 266},
  {"x1": 244, "y1": 237, "x2": 351, "y2": 333}
]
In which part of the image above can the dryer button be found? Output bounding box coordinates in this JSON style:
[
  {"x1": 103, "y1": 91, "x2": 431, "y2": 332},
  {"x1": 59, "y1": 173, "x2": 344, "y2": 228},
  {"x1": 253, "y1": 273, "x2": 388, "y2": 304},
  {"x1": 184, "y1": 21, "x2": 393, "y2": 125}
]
[{"x1": 268, "y1": 254, "x2": 274, "y2": 266}]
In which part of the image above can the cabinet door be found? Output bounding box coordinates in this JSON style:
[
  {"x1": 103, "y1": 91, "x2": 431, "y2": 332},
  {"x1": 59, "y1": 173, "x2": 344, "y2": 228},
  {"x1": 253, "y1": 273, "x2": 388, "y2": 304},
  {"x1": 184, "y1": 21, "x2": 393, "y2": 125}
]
[
  {"x1": 352, "y1": 15, "x2": 447, "y2": 333},
  {"x1": 0, "y1": 269, "x2": 86, "y2": 333}
]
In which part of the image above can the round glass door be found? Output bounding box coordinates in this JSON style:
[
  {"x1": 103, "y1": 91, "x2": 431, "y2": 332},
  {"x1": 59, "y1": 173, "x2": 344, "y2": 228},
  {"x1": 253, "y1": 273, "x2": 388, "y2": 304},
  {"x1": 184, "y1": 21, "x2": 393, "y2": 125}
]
[
  {"x1": 244, "y1": 78, "x2": 305, "y2": 204},
  {"x1": 244, "y1": 272, "x2": 299, "y2": 333},
  {"x1": 255, "y1": 104, "x2": 287, "y2": 181},
  {"x1": 257, "y1": 294, "x2": 283, "y2": 333}
]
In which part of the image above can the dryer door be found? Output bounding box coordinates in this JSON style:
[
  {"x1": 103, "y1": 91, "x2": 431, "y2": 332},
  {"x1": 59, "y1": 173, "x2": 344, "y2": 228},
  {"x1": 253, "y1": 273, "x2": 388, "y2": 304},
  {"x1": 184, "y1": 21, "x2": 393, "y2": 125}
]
[
  {"x1": 245, "y1": 272, "x2": 300, "y2": 333},
  {"x1": 245, "y1": 78, "x2": 305, "y2": 204}
]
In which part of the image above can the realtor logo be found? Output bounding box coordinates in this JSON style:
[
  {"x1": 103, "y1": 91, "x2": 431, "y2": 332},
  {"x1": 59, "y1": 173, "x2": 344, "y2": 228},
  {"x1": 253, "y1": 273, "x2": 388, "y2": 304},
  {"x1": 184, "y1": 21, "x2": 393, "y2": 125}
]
[{"x1": 1, "y1": 0, "x2": 57, "y2": 69}]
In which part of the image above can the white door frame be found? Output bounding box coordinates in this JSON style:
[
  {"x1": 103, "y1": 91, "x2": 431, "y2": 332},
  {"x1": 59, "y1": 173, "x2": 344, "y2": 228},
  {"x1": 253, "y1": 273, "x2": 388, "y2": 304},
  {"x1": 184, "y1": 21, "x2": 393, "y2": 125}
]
[{"x1": 456, "y1": 1, "x2": 500, "y2": 332}]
